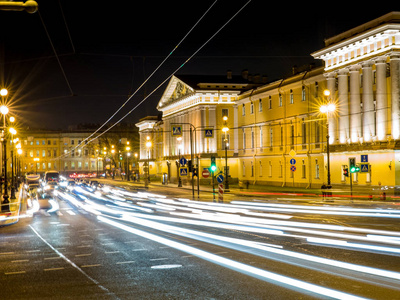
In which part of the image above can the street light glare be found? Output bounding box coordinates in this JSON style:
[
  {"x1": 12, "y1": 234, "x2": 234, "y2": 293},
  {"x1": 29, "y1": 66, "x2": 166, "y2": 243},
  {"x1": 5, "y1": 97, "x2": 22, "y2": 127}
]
[
  {"x1": 327, "y1": 103, "x2": 336, "y2": 112},
  {"x1": 0, "y1": 105, "x2": 8, "y2": 115},
  {"x1": 0, "y1": 88, "x2": 7, "y2": 96}
]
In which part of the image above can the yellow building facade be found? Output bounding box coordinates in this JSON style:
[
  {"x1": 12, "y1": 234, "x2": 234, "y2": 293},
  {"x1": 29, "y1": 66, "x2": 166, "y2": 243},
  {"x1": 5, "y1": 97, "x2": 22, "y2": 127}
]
[{"x1": 137, "y1": 12, "x2": 400, "y2": 190}]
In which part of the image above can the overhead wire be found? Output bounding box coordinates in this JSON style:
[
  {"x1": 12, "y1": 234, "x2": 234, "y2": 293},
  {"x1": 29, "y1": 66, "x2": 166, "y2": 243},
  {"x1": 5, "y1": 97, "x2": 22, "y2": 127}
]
[
  {"x1": 80, "y1": 0, "x2": 219, "y2": 146},
  {"x1": 55, "y1": 0, "x2": 224, "y2": 160},
  {"x1": 85, "y1": 0, "x2": 253, "y2": 145}
]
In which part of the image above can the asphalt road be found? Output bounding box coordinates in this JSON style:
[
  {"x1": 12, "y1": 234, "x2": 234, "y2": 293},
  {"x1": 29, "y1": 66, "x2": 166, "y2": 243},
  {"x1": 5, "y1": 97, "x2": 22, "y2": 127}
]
[{"x1": 1, "y1": 182, "x2": 400, "y2": 299}]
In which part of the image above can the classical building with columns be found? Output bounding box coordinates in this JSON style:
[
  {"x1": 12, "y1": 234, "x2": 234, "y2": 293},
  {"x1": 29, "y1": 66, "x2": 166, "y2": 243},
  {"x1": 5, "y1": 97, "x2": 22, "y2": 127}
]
[
  {"x1": 312, "y1": 11, "x2": 400, "y2": 187},
  {"x1": 137, "y1": 12, "x2": 400, "y2": 189}
]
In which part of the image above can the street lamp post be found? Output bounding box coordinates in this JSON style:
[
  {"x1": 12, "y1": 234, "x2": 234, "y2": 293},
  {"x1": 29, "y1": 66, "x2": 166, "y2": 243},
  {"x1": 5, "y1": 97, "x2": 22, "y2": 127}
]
[
  {"x1": 145, "y1": 136, "x2": 152, "y2": 187},
  {"x1": 177, "y1": 137, "x2": 182, "y2": 187},
  {"x1": 222, "y1": 116, "x2": 230, "y2": 192},
  {"x1": 125, "y1": 144, "x2": 131, "y2": 181},
  {"x1": 9, "y1": 128, "x2": 17, "y2": 199},
  {"x1": 0, "y1": 104, "x2": 10, "y2": 212},
  {"x1": 320, "y1": 89, "x2": 336, "y2": 187}
]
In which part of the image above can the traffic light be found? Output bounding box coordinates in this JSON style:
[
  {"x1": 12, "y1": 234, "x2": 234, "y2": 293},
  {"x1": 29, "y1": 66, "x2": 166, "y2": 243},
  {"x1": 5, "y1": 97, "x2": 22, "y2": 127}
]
[
  {"x1": 210, "y1": 156, "x2": 216, "y2": 172},
  {"x1": 188, "y1": 160, "x2": 192, "y2": 172},
  {"x1": 349, "y1": 157, "x2": 356, "y2": 173},
  {"x1": 343, "y1": 167, "x2": 349, "y2": 177}
]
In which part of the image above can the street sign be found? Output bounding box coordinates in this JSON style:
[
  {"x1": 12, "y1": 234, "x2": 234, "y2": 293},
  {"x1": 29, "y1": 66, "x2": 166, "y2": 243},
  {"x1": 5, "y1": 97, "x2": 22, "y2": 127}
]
[
  {"x1": 289, "y1": 149, "x2": 296, "y2": 157},
  {"x1": 360, "y1": 163, "x2": 370, "y2": 173},
  {"x1": 290, "y1": 165, "x2": 296, "y2": 172},
  {"x1": 290, "y1": 158, "x2": 296, "y2": 165},
  {"x1": 171, "y1": 125, "x2": 182, "y2": 137},
  {"x1": 180, "y1": 167, "x2": 188, "y2": 176},
  {"x1": 202, "y1": 169, "x2": 210, "y2": 178},
  {"x1": 217, "y1": 174, "x2": 224, "y2": 183},
  {"x1": 361, "y1": 155, "x2": 368, "y2": 163},
  {"x1": 204, "y1": 128, "x2": 214, "y2": 138},
  {"x1": 179, "y1": 157, "x2": 187, "y2": 166}
]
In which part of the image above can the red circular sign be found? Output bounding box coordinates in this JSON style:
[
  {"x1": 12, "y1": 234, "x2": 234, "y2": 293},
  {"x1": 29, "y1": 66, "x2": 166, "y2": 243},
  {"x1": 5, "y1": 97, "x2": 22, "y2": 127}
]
[{"x1": 202, "y1": 169, "x2": 210, "y2": 178}]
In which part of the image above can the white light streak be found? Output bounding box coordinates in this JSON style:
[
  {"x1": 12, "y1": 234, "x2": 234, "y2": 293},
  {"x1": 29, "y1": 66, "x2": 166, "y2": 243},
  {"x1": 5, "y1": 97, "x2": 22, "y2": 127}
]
[{"x1": 98, "y1": 215, "x2": 366, "y2": 300}]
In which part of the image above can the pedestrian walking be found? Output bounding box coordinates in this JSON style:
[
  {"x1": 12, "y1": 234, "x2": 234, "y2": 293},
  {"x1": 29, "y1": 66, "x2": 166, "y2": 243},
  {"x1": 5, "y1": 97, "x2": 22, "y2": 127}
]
[{"x1": 321, "y1": 183, "x2": 327, "y2": 199}]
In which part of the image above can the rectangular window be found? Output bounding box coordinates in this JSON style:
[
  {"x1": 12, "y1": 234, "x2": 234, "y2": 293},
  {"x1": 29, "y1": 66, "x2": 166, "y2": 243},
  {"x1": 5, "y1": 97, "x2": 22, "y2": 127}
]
[
  {"x1": 259, "y1": 99, "x2": 262, "y2": 112},
  {"x1": 259, "y1": 126, "x2": 263, "y2": 148},
  {"x1": 291, "y1": 125, "x2": 295, "y2": 148},
  {"x1": 242, "y1": 128, "x2": 246, "y2": 149},
  {"x1": 251, "y1": 128, "x2": 255, "y2": 149},
  {"x1": 315, "y1": 159, "x2": 320, "y2": 179},
  {"x1": 302, "y1": 86, "x2": 306, "y2": 101},
  {"x1": 269, "y1": 127, "x2": 273, "y2": 148},
  {"x1": 279, "y1": 94, "x2": 282, "y2": 107},
  {"x1": 250, "y1": 102, "x2": 254, "y2": 114},
  {"x1": 222, "y1": 108, "x2": 229, "y2": 118},
  {"x1": 48, "y1": 162, "x2": 51, "y2": 169},
  {"x1": 242, "y1": 104, "x2": 245, "y2": 116},
  {"x1": 302, "y1": 160, "x2": 306, "y2": 178},
  {"x1": 268, "y1": 161, "x2": 272, "y2": 177},
  {"x1": 269, "y1": 96, "x2": 272, "y2": 109},
  {"x1": 64, "y1": 162, "x2": 68, "y2": 170},
  {"x1": 290, "y1": 89, "x2": 294, "y2": 104}
]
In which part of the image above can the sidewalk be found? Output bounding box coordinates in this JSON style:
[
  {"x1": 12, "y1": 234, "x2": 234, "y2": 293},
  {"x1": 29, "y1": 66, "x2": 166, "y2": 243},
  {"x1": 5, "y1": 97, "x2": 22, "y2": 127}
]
[{"x1": 0, "y1": 187, "x2": 23, "y2": 226}]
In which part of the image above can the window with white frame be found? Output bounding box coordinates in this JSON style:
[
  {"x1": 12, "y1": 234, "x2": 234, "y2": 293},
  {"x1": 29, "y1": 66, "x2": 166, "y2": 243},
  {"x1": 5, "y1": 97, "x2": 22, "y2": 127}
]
[
  {"x1": 259, "y1": 99, "x2": 262, "y2": 112},
  {"x1": 250, "y1": 102, "x2": 254, "y2": 114},
  {"x1": 242, "y1": 128, "x2": 246, "y2": 149},
  {"x1": 290, "y1": 89, "x2": 294, "y2": 104},
  {"x1": 242, "y1": 104, "x2": 245, "y2": 116},
  {"x1": 302, "y1": 86, "x2": 306, "y2": 101},
  {"x1": 279, "y1": 94, "x2": 282, "y2": 106}
]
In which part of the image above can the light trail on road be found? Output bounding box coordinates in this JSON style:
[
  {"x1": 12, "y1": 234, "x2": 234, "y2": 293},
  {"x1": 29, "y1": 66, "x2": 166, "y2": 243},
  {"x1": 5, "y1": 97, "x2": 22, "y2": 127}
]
[{"x1": 55, "y1": 184, "x2": 400, "y2": 298}]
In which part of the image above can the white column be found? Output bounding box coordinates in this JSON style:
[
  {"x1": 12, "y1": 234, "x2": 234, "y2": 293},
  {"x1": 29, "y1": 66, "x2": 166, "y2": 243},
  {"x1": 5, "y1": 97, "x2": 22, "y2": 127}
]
[
  {"x1": 361, "y1": 60, "x2": 375, "y2": 142},
  {"x1": 375, "y1": 56, "x2": 388, "y2": 141},
  {"x1": 325, "y1": 72, "x2": 336, "y2": 144},
  {"x1": 338, "y1": 68, "x2": 349, "y2": 143},
  {"x1": 390, "y1": 52, "x2": 400, "y2": 139},
  {"x1": 208, "y1": 106, "x2": 216, "y2": 152},
  {"x1": 349, "y1": 64, "x2": 362, "y2": 143},
  {"x1": 234, "y1": 104, "x2": 239, "y2": 154}
]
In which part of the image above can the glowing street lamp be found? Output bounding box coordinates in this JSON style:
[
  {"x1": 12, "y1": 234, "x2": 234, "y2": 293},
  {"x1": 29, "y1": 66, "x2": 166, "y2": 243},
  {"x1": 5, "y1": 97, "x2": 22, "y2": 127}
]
[
  {"x1": 320, "y1": 89, "x2": 336, "y2": 187},
  {"x1": 145, "y1": 136, "x2": 152, "y2": 186},
  {"x1": 222, "y1": 116, "x2": 230, "y2": 192}
]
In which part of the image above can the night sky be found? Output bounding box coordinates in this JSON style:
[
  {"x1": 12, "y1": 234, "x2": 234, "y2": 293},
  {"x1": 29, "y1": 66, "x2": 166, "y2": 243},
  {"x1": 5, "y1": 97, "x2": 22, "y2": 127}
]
[{"x1": 0, "y1": 1, "x2": 394, "y2": 130}]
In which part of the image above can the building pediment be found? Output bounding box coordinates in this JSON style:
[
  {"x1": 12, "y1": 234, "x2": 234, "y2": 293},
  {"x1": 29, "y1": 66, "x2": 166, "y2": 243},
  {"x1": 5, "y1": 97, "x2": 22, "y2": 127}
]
[{"x1": 157, "y1": 76, "x2": 195, "y2": 111}]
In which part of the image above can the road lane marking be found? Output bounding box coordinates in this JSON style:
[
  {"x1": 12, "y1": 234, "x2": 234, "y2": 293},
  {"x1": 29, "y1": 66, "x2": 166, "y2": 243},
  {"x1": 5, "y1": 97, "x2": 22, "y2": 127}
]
[
  {"x1": 44, "y1": 267, "x2": 65, "y2": 271},
  {"x1": 81, "y1": 264, "x2": 101, "y2": 268},
  {"x1": 105, "y1": 251, "x2": 120, "y2": 254},
  {"x1": 5, "y1": 271, "x2": 26, "y2": 275},
  {"x1": 150, "y1": 258, "x2": 168, "y2": 261},
  {"x1": 116, "y1": 261, "x2": 135, "y2": 264},
  {"x1": 12, "y1": 260, "x2": 29, "y2": 263},
  {"x1": 151, "y1": 264, "x2": 182, "y2": 269},
  {"x1": 29, "y1": 225, "x2": 113, "y2": 295},
  {"x1": 75, "y1": 253, "x2": 92, "y2": 257},
  {"x1": 44, "y1": 257, "x2": 62, "y2": 260},
  {"x1": 0, "y1": 252, "x2": 14, "y2": 255}
]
